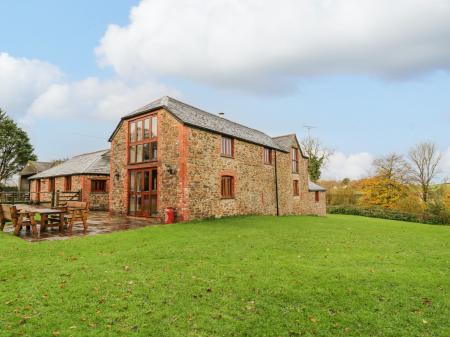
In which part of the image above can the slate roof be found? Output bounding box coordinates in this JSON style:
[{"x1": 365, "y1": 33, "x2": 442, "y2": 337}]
[
  {"x1": 29, "y1": 150, "x2": 110, "y2": 179},
  {"x1": 109, "y1": 96, "x2": 286, "y2": 151},
  {"x1": 308, "y1": 181, "x2": 326, "y2": 192},
  {"x1": 20, "y1": 161, "x2": 54, "y2": 176},
  {"x1": 272, "y1": 134, "x2": 308, "y2": 158}
]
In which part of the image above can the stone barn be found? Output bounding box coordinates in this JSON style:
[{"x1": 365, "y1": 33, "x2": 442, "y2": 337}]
[{"x1": 108, "y1": 96, "x2": 326, "y2": 221}]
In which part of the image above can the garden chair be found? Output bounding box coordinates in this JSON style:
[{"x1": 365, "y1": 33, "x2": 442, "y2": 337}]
[
  {"x1": 0, "y1": 204, "x2": 11, "y2": 231},
  {"x1": 0, "y1": 204, "x2": 34, "y2": 236},
  {"x1": 63, "y1": 201, "x2": 89, "y2": 233}
]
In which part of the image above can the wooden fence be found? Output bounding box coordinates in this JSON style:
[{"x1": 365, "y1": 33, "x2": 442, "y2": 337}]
[
  {"x1": 0, "y1": 192, "x2": 30, "y2": 204},
  {"x1": 2, "y1": 190, "x2": 82, "y2": 207}
]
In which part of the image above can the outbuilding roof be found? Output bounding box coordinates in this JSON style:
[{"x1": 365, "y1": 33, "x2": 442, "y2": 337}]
[
  {"x1": 308, "y1": 181, "x2": 326, "y2": 192},
  {"x1": 20, "y1": 161, "x2": 54, "y2": 176},
  {"x1": 29, "y1": 150, "x2": 110, "y2": 179},
  {"x1": 109, "y1": 96, "x2": 287, "y2": 151}
]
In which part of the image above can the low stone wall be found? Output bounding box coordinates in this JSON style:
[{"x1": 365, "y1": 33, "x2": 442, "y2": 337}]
[{"x1": 89, "y1": 192, "x2": 109, "y2": 211}]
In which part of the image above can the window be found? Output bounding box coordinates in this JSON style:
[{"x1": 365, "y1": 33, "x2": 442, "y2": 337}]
[
  {"x1": 263, "y1": 147, "x2": 272, "y2": 164},
  {"x1": 221, "y1": 136, "x2": 233, "y2": 157},
  {"x1": 129, "y1": 114, "x2": 158, "y2": 164},
  {"x1": 315, "y1": 191, "x2": 320, "y2": 203},
  {"x1": 91, "y1": 180, "x2": 107, "y2": 193},
  {"x1": 291, "y1": 148, "x2": 299, "y2": 173},
  {"x1": 65, "y1": 176, "x2": 72, "y2": 191},
  {"x1": 221, "y1": 176, "x2": 234, "y2": 198},
  {"x1": 293, "y1": 180, "x2": 299, "y2": 196},
  {"x1": 48, "y1": 178, "x2": 55, "y2": 192}
]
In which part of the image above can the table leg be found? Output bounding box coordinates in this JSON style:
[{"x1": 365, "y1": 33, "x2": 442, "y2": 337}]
[
  {"x1": 13, "y1": 218, "x2": 21, "y2": 236},
  {"x1": 58, "y1": 213, "x2": 64, "y2": 233},
  {"x1": 29, "y1": 212, "x2": 38, "y2": 237},
  {"x1": 40, "y1": 214, "x2": 47, "y2": 232}
]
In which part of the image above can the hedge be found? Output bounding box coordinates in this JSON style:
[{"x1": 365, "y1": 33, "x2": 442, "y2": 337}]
[{"x1": 327, "y1": 205, "x2": 449, "y2": 225}]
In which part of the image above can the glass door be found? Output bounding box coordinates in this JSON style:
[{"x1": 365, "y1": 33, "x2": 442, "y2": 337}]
[{"x1": 129, "y1": 169, "x2": 157, "y2": 217}]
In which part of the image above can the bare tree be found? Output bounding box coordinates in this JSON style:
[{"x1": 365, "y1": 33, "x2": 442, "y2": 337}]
[
  {"x1": 408, "y1": 142, "x2": 442, "y2": 202},
  {"x1": 373, "y1": 153, "x2": 412, "y2": 183},
  {"x1": 300, "y1": 136, "x2": 333, "y2": 181}
]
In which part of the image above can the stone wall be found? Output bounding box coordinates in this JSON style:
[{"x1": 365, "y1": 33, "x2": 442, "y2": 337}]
[
  {"x1": 306, "y1": 191, "x2": 327, "y2": 216},
  {"x1": 158, "y1": 109, "x2": 184, "y2": 220},
  {"x1": 110, "y1": 122, "x2": 128, "y2": 214},
  {"x1": 89, "y1": 192, "x2": 109, "y2": 210},
  {"x1": 186, "y1": 127, "x2": 277, "y2": 220}
]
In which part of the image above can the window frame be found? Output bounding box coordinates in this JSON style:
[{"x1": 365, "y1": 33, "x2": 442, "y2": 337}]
[
  {"x1": 48, "y1": 178, "x2": 55, "y2": 192},
  {"x1": 221, "y1": 136, "x2": 234, "y2": 158},
  {"x1": 263, "y1": 147, "x2": 272, "y2": 165},
  {"x1": 64, "y1": 176, "x2": 72, "y2": 191},
  {"x1": 128, "y1": 113, "x2": 158, "y2": 165},
  {"x1": 221, "y1": 175, "x2": 235, "y2": 199},
  {"x1": 91, "y1": 180, "x2": 107, "y2": 193},
  {"x1": 291, "y1": 148, "x2": 299, "y2": 173},
  {"x1": 293, "y1": 180, "x2": 299, "y2": 196}
]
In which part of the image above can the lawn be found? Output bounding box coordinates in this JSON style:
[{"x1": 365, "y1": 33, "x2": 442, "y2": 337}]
[{"x1": 0, "y1": 215, "x2": 449, "y2": 337}]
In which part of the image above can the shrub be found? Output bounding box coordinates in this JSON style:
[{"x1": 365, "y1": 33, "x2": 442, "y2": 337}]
[{"x1": 328, "y1": 205, "x2": 449, "y2": 225}]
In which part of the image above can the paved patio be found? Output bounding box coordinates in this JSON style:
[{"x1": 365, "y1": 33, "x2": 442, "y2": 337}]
[{"x1": 2, "y1": 211, "x2": 161, "y2": 242}]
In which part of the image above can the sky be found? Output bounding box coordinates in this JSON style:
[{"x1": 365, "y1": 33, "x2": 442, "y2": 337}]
[{"x1": 0, "y1": 0, "x2": 449, "y2": 181}]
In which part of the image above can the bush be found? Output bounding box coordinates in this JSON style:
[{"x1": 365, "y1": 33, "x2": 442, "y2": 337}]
[
  {"x1": 426, "y1": 200, "x2": 450, "y2": 224},
  {"x1": 327, "y1": 205, "x2": 449, "y2": 225}
]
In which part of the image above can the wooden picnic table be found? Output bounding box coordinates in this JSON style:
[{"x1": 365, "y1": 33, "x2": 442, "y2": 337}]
[{"x1": 15, "y1": 205, "x2": 66, "y2": 236}]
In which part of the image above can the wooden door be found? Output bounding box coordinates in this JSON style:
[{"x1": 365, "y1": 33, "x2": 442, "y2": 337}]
[{"x1": 128, "y1": 169, "x2": 157, "y2": 217}]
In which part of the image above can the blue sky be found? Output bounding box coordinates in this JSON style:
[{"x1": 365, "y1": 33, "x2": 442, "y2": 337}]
[{"x1": 0, "y1": 0, "x2": 449, "y2": 180}]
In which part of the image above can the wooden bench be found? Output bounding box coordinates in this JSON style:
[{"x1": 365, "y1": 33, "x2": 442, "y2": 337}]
[{"x1": 59, "y1": 201, "x2": 89, "y2": 233}]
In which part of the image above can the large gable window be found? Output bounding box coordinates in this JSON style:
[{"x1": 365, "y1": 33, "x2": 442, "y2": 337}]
[
  {"x1": 292, "y1": 148, "x2": 299, "y2": 173},
  {"x1": 129, "y1": 114, "x2": 158, "y2": 164},
  {"x1": 221, "y1": 136, "x2": 234, "y2": 157}
]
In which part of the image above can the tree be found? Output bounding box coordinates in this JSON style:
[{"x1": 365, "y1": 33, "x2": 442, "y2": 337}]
[
  {"x1": 0, "y1": 109, "x2": 37, "y2": 188},
  {"x1": 373, "y1": 153, "x2": 412, "y2": 183},
  {"x1": 300, "y1": 136, "x2": 333, "y2": 181},
  {"x1": 356, "y1": 176, "x2": 409, "y2": 209},
  {"x1": 408, "y1": 142, "x2": 442, "y2": 203}
]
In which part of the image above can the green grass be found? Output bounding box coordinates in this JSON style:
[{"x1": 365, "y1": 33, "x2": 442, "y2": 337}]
[{"x1": 0, "y1": 215, "x2": 449, "y2": 337}]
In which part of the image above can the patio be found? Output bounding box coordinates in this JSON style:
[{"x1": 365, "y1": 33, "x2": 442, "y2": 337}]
[{"x1": 2, "y1": 211, "x2": 161, "y2": 242}]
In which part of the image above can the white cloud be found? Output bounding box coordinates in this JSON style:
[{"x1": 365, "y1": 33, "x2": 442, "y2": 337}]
[
  {"x1": 96, "y1": 0, "x2": 450, "y2": 91},
  {"x1": 323, "y1": 148, "x2": 450, "y2": 182},
  {"x1": 322, "y1": 152, "x2": 374, "y2": 180},
  {"x1": 0, "y1": 53, "x2": 177, "y2": 123},
  {"x1": 0, "y1": 52, "x2": 63, "y2": 116},
  {"x1": 26, "y1": 77, "x2": 176, "y2": 121}
]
